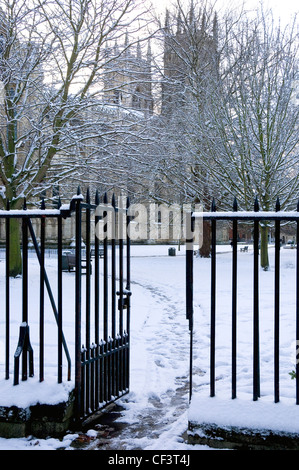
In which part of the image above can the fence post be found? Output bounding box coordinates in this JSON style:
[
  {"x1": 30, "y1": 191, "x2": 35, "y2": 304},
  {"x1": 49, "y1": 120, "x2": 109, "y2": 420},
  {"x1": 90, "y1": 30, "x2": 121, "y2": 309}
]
[
  {"x1": 253, "y1": 197, "x2": 260, "y2": 401},
  {"x1": 75, "y1": 188, "x2": 82, "y2": 419},
  {"x1": 186, "y1": 211, "x2": 194, "y2": 402},
  {"x1": 39, "y1": 198, "x2": 45, "y2": 382},
  {"x1": 210, "y1": 199, "x2": 216, "y2": 397},
  {"x1": 85, "y1": 188, "x2": 91, "y2": 414},
  {"x1": 274, "y1": 197, "x2": 281, "y2": 403},
  {"x1": 94, "y1": 190, "x2": 100, "y2": 407},
  {"x1": 232, "y1": 197, "x2": 238, "y2": 399},
  {"x1": 57, "y1": 198, "x2": 63, "y2": 384},
  {"x1": 5, "y1": 200, "x2": 10, "y2": 380},
  {"x1": 126, "y1": 196, "x2": 131, "y2": 392}
]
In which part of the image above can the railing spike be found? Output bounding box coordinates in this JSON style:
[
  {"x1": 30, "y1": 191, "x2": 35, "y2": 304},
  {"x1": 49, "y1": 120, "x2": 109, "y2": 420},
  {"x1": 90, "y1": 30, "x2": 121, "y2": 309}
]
[
  {"x1": 112, "y1": 193, "x2": 116, "y2": 207},
  {"x1": 103, "y1": 192, "x2": 108, "y2": 204},
  {"x1": 95, "y1": 189, "x2": 99, "y2": 205},
  {"x1": 58, "y1": 197, "x2": 62, "y2": 209},
  {"x1": 77, "y1": 186, "x2": 81, "y2": 196},
  {"x1": 41, "y1": 198, "x2": 45, "y2": 210},
  {"x1": 86, "y1": 187, "x2": 90, "y2": 203},
  {"x1": 233, "y1": 197, "x2": 238, "y2": 211},
  {"x1": 276, "y1": 197, "x2": 280, "y2": 212},
  {"x1": 23, "y1": 197, "x2": 27, "y2": 210},
  {"x1": 254, "y1": 196, "x2": 259, "y2": 212},
  {"x1": 6, "y1": 199, "x2": 10, "y2": 210},
  {"x1": 211, "y1": 198, "x2": 216, "y2": 212}
]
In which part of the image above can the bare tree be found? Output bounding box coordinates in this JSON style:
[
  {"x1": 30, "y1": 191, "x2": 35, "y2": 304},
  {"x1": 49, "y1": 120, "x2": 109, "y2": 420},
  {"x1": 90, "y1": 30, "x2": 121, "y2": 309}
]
[
  {"x1": 0, "y1": 0, "x2": 151, "y2": 275},
  {"x1": 189, "y1": 9, "x2": 299, "y2": 268},
  {"x1": 152, "y1": 1, "x2": 299, "y2": 267}
]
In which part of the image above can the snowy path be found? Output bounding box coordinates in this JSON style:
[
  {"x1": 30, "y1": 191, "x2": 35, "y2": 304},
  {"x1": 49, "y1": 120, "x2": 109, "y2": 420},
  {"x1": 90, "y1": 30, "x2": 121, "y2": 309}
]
[{"x1": 82, "y1": 253, "x2": 201, "y2": 450}]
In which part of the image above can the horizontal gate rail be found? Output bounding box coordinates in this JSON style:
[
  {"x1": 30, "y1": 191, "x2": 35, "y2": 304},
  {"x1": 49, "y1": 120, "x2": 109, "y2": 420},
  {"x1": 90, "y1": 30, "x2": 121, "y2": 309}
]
[{"x1": 187, "y1": 197, "x2": 299, "y2": 405}]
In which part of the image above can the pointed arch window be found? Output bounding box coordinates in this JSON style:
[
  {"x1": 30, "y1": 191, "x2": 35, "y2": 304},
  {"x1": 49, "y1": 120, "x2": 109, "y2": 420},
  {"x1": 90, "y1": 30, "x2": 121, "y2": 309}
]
[{"x1": 132, "y1": 87, "x2": 142, "y2": 109}]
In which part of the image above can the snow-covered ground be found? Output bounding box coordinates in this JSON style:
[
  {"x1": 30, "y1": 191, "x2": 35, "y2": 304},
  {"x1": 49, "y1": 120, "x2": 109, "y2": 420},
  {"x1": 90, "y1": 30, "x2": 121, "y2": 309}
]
[{"x1": 0, "y1": 243, "x2": 298, "y2": 450}]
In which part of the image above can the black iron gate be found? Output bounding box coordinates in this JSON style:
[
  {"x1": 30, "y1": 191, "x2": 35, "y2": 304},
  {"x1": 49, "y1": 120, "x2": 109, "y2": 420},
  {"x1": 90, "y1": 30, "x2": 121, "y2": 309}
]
[
  {"x1": 0, "y1": 189, "x2": 131, "y2": 423},
  {"x1": 74, "y1": 190, "x2": 131, "y2": 420}
]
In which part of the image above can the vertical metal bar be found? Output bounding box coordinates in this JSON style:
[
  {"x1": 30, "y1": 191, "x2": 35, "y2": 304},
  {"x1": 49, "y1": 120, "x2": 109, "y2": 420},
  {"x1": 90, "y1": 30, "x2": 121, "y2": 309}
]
[
  {"x1": 5, "y1": 200, "x2": 10, "y2": 380},
  {"x1": 253, "y1": 197, "x2": 260, "y2": 401},
  {"x1": 27, "y1": 218, "x2": 71, "y2": 381},
  {"x1": 126, "y1": 196, "x2": 131, "y2": 293},
  {"x1": 85, "y1": 189, "x2": 91, "y2": 411},
  {"x1": 274, "y1": 198, "x2": 280, "y2": 403},
  {"x1": 99, "y1": 339, "x2": 104, "y2": 404},
  {"x1": 39, "y1": 199, "x2": 45, "y2": 382},
  {"x1": 111, "y1": 194, "x2": 116, "y2": 339},
  {"x1": 57, "y1": 199, "x2": 63, "y2": 384},
  {"x1": 103, "y1": 192, "x2": 108, "y2": 402},
  {"x1": 210, "y1": 199, "x2": 216, "y2": 397},
  {"x1": 186, "y1": 211, "x2": 194, "y2": 402},
  {"x1": 75, "y1": 188, "x2": 82, "y2": 418},
  {"x1": 103, "y1": 192, "x2": 108, "y2": 341},
  {"x1": 119, "y1": 199, "x2": 124, "y2": 394},
  {"x1": 125, "y1": 197, "x2": 131, "y2": 391},
  {"x1": 90, "y1": 344, "x2": 95, "y2": 412},
  {"x1": 22, "y1": 199, "x2": 28, "y2": 381},
  {"x1": 296, "y1": 200, "x2": 299, "y2": 404},
  {"x1": 232, "y1": 198, "x2": 238, "y2": 399},
  {"x1": 81, "y1": 348, "x2": 86, "y2": 417},
  {"x1": 86, "y1": 189, "x2": 91, "y2": 347},
  {"x1": 94, "y1": 190, "x2": 100, "y2": 407},
  {"x1": 111, "y1": 194, "x2": 116, "y2": 396}
]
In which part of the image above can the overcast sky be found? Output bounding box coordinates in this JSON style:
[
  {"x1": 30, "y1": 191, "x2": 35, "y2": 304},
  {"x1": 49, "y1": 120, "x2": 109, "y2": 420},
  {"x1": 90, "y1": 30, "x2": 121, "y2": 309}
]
[{"x1": 151, "y1": 0, "x2": 298, "y2": 25}]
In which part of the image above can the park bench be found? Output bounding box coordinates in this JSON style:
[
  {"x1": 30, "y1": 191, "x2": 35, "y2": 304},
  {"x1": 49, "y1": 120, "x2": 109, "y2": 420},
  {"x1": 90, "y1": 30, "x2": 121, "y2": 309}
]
[
  {"x1": 240, "y1": 245, "x2": 248, "y2": 252},
  {"x1": 65, "y1": 252, "x2": 92, "y2": 273},
  {"x1": 90, "y1": 247, "x2": 104, "y2": 258}
]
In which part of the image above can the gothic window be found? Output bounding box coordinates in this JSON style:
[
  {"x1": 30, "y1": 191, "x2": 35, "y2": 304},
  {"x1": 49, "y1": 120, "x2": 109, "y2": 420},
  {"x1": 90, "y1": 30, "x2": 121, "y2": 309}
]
[
  {"x1": 52, "y1": 184, "x2": 60, "y2": 208},
  {"x1": 113, "y1": 90, "x2": 122, "y2": 104},
  {"x1": 132, "y1": 87, "x2": 142, "y2": 109}
]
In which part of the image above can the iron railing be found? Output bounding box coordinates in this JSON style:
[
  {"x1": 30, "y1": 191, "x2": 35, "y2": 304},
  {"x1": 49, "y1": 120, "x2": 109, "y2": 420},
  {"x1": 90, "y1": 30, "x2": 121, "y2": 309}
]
[
  {"x1": 0, "y1": 189, "x2": 131, "y2": 421},
  {"x1": 0, "y1": 198, "x2": 73, "y2": 385},
  {"x1": 186, "y1": 198, "x2": 299, "y2": 404}
]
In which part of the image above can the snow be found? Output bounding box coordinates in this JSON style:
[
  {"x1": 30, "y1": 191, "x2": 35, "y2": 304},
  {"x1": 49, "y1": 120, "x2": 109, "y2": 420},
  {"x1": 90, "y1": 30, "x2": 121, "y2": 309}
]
[
  {"x1": 0, "y1": 243, "x2": 298, "y2": 449},
  {"x1": 0, "y1": 377, "x2": 73, "y2": 408},
  {"x1": 189, "y1": 394, "x2": 299, "y2": 434},
  {"x1": 193, "y1": 210, "x2": 299, "y2": 219}
]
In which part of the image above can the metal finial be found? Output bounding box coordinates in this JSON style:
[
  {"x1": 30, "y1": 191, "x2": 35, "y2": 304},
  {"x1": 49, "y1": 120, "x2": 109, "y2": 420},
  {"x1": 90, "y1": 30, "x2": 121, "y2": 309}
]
[
  {"x1": 275, "y1": 197, "x2": 280, "y2": 212},
  {"x1": 95, "y1": 190, "x2": 99, "y2": 205},
  {"x1": 211, "y1": 198, "x2": 216, "y2": 212},
  {"x1": 233, "y1": 197, "x2": 238, "y2": 212}
]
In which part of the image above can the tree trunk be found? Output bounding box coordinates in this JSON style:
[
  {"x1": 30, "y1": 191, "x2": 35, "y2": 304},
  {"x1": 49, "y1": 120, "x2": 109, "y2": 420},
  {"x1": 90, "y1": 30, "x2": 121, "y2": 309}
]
[
  {"x1": 260, "y1": 224, "x2": 269, "y2": 271},
  {"x1": 9, "y1": 218, "x2": 22, "y2": 277},
  {"x1": 199, "y1": 220, "x2": 211, "y2": 257}
]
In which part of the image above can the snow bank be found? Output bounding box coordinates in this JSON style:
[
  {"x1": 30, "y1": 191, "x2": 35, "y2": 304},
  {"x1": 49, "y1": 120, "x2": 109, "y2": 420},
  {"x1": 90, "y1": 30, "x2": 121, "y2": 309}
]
[
  {"x1": 0, "y1": 377, "x2": 74, "y2": 409},
  {"x1": 189, "y1": 393, "x2": 299, "y2": 435}
]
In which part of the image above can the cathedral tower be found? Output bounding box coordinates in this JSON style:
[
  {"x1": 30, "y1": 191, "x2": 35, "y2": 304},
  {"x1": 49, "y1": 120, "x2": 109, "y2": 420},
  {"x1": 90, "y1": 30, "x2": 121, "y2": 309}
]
[
  {"x1": 161, "y1": 5, "x2": 219, "y2": 117},
  {"x1": 103, "y1": 37, "x2": 153, "y2": 116}
]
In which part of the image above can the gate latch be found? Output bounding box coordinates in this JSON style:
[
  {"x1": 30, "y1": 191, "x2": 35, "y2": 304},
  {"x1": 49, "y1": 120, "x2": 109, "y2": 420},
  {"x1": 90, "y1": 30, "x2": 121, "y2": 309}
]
[{"x1": 117, "y1": 289, "x2": 132, "y2": 310}]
